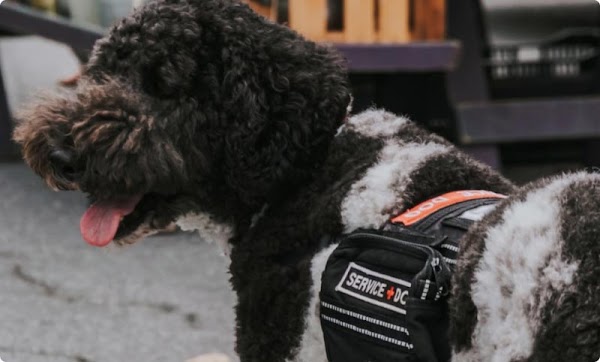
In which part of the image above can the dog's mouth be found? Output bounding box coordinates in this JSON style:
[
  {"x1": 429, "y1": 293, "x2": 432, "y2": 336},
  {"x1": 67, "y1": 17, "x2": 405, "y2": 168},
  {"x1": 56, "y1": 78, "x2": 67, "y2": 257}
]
[{"x1": 80, "y1": 194, "x2": 159, "y2": 247}]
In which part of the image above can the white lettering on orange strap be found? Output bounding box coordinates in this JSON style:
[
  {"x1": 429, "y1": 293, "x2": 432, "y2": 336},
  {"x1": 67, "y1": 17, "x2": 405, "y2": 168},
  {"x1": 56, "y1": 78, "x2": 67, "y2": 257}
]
[{"x1": 392, "y1": 190, "x2": 506, "y2": 226}]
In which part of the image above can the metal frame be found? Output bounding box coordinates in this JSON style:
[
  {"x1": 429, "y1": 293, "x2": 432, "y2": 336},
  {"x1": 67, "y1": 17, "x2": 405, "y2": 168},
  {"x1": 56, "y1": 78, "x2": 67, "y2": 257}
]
[
  {"x1": 0, "y1": 51, "x2": 13, "y2": 158},
  {"x1": 457, "y1": 97, "x2": 600, "y2": 144},
  {"x1": 0, "y1": 2, "x2": 104, "y2": 158},
  {"x1": 446, "y1": 0, "x2": 600, "y2": 169},
  {"x1": 0, "y1": 2, "x2": 103, "y2": 50}
]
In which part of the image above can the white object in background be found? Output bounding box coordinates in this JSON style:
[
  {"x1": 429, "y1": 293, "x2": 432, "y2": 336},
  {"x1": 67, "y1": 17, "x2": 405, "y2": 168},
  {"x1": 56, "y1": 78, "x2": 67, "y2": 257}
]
[
  {"x1": 68, "y1": 0, "x2": 138, "y2": 28},
  {"x1": 517, "y1": 46, "x2": 541, "y2": 63},
  {"x1": 0, "y1": 36, "x2": 80, "y2": 114},
  {"x1": 67, "y1": 0, "x2": 101, "y2": 27},
  {"x1": 97, "y1": 0, "x2": 136, "y2": 27},
  {"x1": 186, "y1": 353, "x2": 231, "y2": 362}
]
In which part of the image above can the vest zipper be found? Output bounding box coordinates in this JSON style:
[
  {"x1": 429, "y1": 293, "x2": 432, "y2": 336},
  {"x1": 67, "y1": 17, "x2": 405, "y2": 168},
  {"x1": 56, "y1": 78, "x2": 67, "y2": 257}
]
[{"x1": 344, "y1": 233, "x2": 452, "y2": 297}]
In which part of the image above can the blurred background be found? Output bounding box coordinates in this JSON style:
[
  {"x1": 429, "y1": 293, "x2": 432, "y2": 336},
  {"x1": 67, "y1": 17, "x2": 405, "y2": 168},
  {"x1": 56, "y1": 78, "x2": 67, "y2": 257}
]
[{"x1": 0, "y1": 0, "x2": 599, "y2": 361}]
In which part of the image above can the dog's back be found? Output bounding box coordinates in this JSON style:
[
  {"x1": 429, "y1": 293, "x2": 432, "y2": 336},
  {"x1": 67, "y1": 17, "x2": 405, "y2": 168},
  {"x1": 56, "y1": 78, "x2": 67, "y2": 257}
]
[
  {"x1": 451, "y1": 172, "x2": 600, "y2": 362},
  {"x1": 286, "y1": 110, "x2": 515, "y2": 362}
]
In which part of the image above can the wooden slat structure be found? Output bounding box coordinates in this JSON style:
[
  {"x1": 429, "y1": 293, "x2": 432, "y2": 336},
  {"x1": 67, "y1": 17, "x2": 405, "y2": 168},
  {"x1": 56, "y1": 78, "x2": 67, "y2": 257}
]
[
  {"x1": 244, "y1": 0, "x2": 445, "y2": 43},
  {"x1": 412, "y1": 0, "x2": 446, "y2": 40},
  {"x1": 245, "y1": 0, "x2": 275, "y2": 19},
  {"x1": 288, "y1": 0, "x2": 328, "y2": 41},
  {"x1": 343, "y1": 0, "x2": 376, "y2": 43},
  {"x1": 378, "y1": 0, "x2": 411, "y2": 43}
]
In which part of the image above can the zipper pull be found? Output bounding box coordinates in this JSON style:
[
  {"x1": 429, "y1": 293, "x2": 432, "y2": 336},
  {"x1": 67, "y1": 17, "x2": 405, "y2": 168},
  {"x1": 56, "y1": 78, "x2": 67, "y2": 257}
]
[
  {"x1": 431, "y1": 257, "x2": 442, "y2": 284},
  {"x1": 431, "y1": 256, "x2": 450, "y2": 297},
  {"x1": 432, "y1": 256, "x2": 441, "y2": 271}
]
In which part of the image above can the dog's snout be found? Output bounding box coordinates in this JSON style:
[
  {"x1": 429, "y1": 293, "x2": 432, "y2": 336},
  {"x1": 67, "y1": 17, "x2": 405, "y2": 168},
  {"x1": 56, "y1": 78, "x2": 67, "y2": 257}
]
[
  {"x1": 50, "y1": 149, "x2": 73, "y2": 165},
  {"x1": 49, "y1": 149, "x2": 79, "y2": 182}
]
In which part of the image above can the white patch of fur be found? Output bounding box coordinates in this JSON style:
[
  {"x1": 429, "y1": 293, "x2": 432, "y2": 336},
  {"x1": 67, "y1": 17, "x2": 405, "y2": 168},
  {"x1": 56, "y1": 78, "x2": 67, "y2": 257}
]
[
  {"x1": 459, "y1": 204, "x2": 498, "y2": 222},
  {"x1": 341, "y1": 140, "x2": 450, "y2": 233},
  {"x1": 176, "y1": 212, "x2": 234, "y2": 258},
  {"x1": 346, "y1": 95, "x2": 354, "y2": 115},
  {"x1": 289, "y1": 243, "x2": 339, "y2": 362},
  {"x1": 346, "y1": 109, "x2": 409, "y2": 138},
  {"x1": 114, "y1": 222, "x2": 160, "y2": 246},
  {"x1": 453, "y1": 174, "x2": 585, "y2": 362},
  {"x1": 250, "y1": 204, "x2": 269, "y2": 228}
]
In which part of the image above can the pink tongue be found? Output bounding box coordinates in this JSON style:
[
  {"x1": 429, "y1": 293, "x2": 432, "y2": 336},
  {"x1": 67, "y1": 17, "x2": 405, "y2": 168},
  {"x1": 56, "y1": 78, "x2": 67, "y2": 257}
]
[{"x1": 80, "y1": 195, "x2": 143, "y2": 247}]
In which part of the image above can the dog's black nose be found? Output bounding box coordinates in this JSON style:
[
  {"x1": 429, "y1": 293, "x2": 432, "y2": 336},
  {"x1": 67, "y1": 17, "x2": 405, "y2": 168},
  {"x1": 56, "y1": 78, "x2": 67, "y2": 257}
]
[{"x1": 49, "y1": 149, "x2": 79, "y2": 182}]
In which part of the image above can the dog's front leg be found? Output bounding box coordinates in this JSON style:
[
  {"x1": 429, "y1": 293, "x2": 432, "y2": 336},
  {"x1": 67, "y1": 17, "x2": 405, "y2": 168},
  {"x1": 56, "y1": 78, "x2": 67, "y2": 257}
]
[{"x1": 229, "y1": 243, "x2": 337, "y2": 362}]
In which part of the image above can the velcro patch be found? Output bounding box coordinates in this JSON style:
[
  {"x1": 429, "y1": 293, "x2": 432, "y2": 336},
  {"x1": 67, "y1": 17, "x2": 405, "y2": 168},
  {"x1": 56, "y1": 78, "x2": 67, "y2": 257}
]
[
  {"x1": 391, "y1": 190, "x2": 507, "y2": 226},
  {"x1": 335, "y1": 263, "x2": 411, "y2": 314}
]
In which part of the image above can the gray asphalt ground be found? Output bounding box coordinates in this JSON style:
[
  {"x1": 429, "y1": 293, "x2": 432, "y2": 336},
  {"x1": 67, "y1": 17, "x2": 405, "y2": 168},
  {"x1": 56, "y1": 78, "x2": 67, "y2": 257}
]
[
  {"x1": 0, "y1": 37, "x2": 237, "y2": 362},
  {"x1": 0, "y1": 163, "x2": 237, "y2": 362}
]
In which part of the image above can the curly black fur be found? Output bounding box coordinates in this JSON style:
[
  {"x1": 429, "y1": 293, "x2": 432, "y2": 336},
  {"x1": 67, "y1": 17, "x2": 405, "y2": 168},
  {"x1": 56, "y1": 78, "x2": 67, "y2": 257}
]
[
  {"x1": 229, "y1": 129, "x2": 383, "y2": 360},
  {"x1": 15, "y1": 1, "x2": 597, "y2": 361},
  {"x1": 15, "y1": 0, "x2": 350, "y2": 210},
  {"x1": 401, "y1": 150, "x2": 515, "y2": 208}
]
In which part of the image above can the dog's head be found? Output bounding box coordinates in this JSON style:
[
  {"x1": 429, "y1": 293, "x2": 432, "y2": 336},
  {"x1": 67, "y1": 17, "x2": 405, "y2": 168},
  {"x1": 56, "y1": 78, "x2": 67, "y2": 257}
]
[{"x1": 13, "y1": 0, "x2": 351, "y2": 247}]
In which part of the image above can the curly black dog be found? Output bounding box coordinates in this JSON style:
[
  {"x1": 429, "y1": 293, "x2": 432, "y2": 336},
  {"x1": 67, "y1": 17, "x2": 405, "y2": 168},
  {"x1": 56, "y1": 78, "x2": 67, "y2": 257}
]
[{"x1": 13, "y1": 1, "x2": 599, "y2": 361}]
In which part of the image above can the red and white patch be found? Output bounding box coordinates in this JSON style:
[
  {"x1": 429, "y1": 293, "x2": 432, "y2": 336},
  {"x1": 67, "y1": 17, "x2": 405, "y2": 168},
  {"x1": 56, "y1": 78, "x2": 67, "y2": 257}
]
[{"x1": 335, "y1": 263, "x2": 411, "y2": 315}]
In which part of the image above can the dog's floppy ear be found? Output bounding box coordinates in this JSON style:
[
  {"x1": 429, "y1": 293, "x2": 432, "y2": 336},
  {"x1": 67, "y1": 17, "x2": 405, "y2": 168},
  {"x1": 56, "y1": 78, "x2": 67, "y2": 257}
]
[
  {"x1": 223, "y1": 109, "x2": 314, "y2": 207},
  {"x1": 221, "y1": 46, "x2": 350, "y2": 207}
]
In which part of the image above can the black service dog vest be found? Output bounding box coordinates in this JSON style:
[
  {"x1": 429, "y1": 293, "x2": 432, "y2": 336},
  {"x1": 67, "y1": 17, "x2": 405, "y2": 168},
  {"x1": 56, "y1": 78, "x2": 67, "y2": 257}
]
[{"x1": 319, "y1": 190, "x2": 506, "y2": 362}]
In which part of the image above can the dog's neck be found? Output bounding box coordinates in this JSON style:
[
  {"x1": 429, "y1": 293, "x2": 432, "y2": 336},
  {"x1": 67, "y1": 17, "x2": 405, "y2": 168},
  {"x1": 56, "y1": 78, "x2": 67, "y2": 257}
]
[
  {"x1": 175, "y1": 110, "x2": 515, "y2": 267},
  {"x1": 175, "y1": 111, "x2": 445, "y2": 257},
  {"x1": 171, "y1": 111, "x2": 394, "y2": 260},
  {"x1": 176, "y1": 212, "x2": 235, "y2": 258}
]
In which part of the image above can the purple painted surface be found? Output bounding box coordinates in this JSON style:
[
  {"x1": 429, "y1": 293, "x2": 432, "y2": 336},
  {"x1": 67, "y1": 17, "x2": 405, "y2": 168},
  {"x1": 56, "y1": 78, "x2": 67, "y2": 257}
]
[
  {"x1": 461, "y1": 144, "x2": 501, "y2": 170},
  {"x1": 336, "y1": 42, "x2": 461, "y2": 72},
  {"x1": 457, "y1": 97, "x2": 600, "y2": 144}
]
